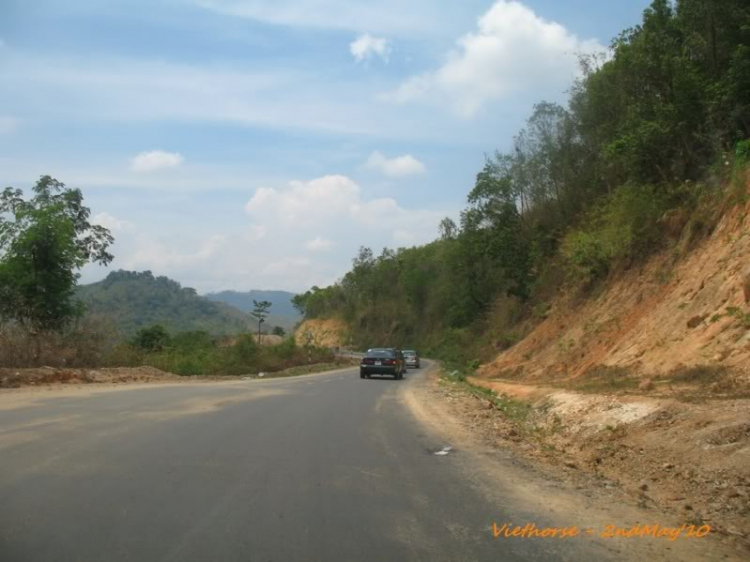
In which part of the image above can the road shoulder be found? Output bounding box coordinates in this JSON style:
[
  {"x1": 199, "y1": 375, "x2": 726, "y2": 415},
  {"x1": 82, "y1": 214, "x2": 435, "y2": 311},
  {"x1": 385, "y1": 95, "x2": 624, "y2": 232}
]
[{"x1": 401, "y1": 366, "x2": 745, "y2": 561}]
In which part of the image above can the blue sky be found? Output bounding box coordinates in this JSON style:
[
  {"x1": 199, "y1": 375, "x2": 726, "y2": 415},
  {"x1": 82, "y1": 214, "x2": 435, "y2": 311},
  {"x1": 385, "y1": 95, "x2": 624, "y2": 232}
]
[{"x1": 0, "y1": 0, "x2": 651, "y2": 293}]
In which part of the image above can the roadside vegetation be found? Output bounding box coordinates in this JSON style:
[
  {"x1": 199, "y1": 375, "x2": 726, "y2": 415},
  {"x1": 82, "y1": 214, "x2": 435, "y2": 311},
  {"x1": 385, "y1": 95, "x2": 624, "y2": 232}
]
[
  {"x1": 0, "y1": 178, "x2": 332, "y2": 376},
  {"x1": 110, "y1": 326, "x2": 336, "y2": 377},
  {"x1": 294, "y1": 0, "x2": 750, "y2": 367}
]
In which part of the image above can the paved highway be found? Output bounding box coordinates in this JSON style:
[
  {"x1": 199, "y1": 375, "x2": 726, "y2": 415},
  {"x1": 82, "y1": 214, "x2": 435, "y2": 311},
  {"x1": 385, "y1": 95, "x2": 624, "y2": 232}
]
[{"x1": 0, "y1": 364, "x2": 677, "y2": 561}]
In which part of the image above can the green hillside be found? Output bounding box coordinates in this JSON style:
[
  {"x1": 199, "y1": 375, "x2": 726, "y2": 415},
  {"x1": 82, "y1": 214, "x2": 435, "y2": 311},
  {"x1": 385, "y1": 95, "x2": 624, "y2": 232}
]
[{"x1": 77, "y1": 270, "x2": 252, "y2": 336}]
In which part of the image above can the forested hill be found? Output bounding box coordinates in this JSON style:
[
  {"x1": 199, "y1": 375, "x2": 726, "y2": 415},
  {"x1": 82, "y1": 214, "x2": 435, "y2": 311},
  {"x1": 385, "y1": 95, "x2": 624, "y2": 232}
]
[
  {"x1": 204, "y1": 290, "x2": 300, "y2": 331},
  {"x1": 77, "y1": 270, "x2": 252, "y2": 336},
  {"x1": 293, "y1": 0, "x2": 750, "y2": 359}
]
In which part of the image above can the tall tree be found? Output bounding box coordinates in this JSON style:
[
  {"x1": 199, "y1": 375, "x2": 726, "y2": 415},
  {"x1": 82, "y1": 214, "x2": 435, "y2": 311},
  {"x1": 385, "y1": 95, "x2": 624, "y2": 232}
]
[
  {"x1": 250, "y1": 300, "x2": 272, "y2": 341},
  {"x1": 0, "y1": 176, "x2": 114, "y2": 332}
]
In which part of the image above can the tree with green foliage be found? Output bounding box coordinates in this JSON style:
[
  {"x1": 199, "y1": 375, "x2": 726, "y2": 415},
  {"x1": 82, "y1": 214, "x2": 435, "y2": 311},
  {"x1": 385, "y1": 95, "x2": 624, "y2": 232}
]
[
  {"x1": 438, "y1": 217, "x2": 457, "y2": 241},
  {"x1": 272, "y1": 326, "x2": 286, "y2": 337},
  {"x1": 131, "y1": 324, "x2": 171, "y2": 352},
  {"x1": 250, "y1": 300, "x2": 272, "y2": 341},
  {"x1": 291, "y1": 0, "x2": 750, "y2": 363},
  {"x1": 0, "y1": 176, "x2": 114, "y2": 333}
]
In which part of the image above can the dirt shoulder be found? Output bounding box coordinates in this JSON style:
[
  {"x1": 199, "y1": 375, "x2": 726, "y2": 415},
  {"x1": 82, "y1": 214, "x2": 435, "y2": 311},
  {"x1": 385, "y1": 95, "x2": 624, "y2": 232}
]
[
  {"x1": 0, "y1": 359, "x2": 359, "y2": 391},
  {"x1": 0, "y1": 366, "x2": 184, "y2": 388},
  {"x1": 403, "y1": 367, "x2": 748, "y2": 561},
  {"x1": 466, "y1": 376, "x2": 750, "y2": 550}
]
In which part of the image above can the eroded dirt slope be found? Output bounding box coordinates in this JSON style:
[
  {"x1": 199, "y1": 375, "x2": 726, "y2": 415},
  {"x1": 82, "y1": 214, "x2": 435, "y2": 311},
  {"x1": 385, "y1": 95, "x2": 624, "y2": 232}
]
[
  {"x1": 295, "y1": 318, "x2": 348, "y2": 347},
  {"x1": 480, "y1": 198, "x2": 750, "y2": 384}
]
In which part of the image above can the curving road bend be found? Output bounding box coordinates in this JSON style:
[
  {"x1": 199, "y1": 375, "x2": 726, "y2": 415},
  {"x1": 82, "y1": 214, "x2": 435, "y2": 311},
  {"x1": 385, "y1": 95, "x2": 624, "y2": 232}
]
[{"x1": 0, "y1": 364, "x2": 717, "y2": 562}]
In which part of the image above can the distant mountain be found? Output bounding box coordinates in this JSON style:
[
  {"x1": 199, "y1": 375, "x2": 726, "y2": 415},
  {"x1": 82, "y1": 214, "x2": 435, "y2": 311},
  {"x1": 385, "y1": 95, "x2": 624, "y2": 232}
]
[
  {"x1": 204, "y1": 290, "x2": 301, "y2": 331},
  {"x1": 77, "y1": 270, "x2": 252, "y2": 336}
]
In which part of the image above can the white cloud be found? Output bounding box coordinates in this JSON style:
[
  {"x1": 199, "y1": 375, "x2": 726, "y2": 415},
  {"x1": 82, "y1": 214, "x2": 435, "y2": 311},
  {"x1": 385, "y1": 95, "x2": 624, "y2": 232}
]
[
  {"x1": 262, "y1": 257, "x2": 313, "y2": 277},
  {"x1": 365, "y1": 151, "x2": 426, "y2": 177},
  {"x1": 92, "y1": 212, "x2": 134, "y2": 233},
  {"x1": 79, "y1": 173, "x2": 451, "y2": 293},
  {"x1": 387, "y1": 0, "x2": 605, "y2": 117},
  {"x1": 0, "y1": 53, "x2": 404, "y2": 138},
  {"x1": 245, "y1": 224, "x2": 268, "y2": 242},
  {"x1": 245, "y1": 175, "x2": 361, "y2": 227},
  {"x1": 0, "y1": 116, "x2": 18, "y2": 134},
  {"x1": 245, "y1": 174, "x2": 443, "y2": 246},
  {"x1": 193, "y1": 0, "x2": 453, "y2": 36},
  {"x1": 350, "y1": 34, "x2": 391, "y2": 63},
  {"x1": 131, "y1": 150, "x2": 184, "y2": 172},
  {"x1": 123, "y1": 233, "x2": 226, "y2": 270},
  {"x1": 304, "y1": 236, "x2": 334, "y2": 252}
]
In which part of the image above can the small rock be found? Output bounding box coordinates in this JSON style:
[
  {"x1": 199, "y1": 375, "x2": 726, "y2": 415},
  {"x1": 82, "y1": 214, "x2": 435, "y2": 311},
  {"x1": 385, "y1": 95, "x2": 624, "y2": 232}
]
[
  {"x1": 687, "y1": 315, "x2": 705, "y2": 329},
  {"x1": 726, "y1": 488, "x2": 741, "y2": 499},
  {"x1": 662, "y1": 463, "x2": 675, "y2": 470},
  {"x1": 564, "y1": 460, "x2": 577, "y2": 469},
  {"x1": 639, "y1": 481, "x2": 649, "y2": 491},
  {"x1": 638, "y1": 378, "x2": 654, "y2": 391},
  {"x1": 684, "y1": 504, "x2": 693, "y2": 511}
]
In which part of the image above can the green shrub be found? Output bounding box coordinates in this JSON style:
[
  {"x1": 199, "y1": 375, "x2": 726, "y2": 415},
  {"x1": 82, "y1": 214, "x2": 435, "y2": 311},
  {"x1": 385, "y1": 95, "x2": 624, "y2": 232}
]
[
  {"x1": 563, "y1": 183, "x2": 670, "y2": 280},
  {"x1": 131, "y1": 324, "x2": 171, "y2": 352},
  {"x1": 171, "y1": 330, "x2": 213, "y2": 351},
  {"x1": 562, "y1": 230, "x2": 612, "y2": 279},
  {"x1": 736, "y1": 139, "x2": 750, "y2": 163}
]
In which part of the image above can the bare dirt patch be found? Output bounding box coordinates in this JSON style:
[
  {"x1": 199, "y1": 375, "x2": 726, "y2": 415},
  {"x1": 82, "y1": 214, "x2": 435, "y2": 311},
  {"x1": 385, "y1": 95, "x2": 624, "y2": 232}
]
[
  {"x1": 403, "y1": 369, "x2": 747, "y2": 561},
  {"x1": 295, "y1": 318, "x2": 348, "y2": 347},
  {"x1": 459, "y1": 375, "x2": 750, "y2": 554},
  {"x1": 479, "y1": 200, "x2": 750, "y2": 387},
  {"x1": 0, "y1": 366, "x2": 183, "y2": 389}
]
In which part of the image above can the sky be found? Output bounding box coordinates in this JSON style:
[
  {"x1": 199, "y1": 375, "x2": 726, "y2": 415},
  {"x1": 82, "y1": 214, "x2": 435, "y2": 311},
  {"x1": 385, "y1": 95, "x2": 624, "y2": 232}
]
[{"x1": 0, "y1": 0, "x2": 652, "y2": 293}]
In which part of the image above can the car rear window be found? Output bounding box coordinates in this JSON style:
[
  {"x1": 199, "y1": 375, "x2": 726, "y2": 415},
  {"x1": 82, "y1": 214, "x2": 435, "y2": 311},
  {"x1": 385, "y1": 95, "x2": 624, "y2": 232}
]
[
  {"x1": 365, "y1": 350, "x2": 394, "y2": 358},
  {"x1": 403, "y1": 350, "x2": 416, "y2": 356}
]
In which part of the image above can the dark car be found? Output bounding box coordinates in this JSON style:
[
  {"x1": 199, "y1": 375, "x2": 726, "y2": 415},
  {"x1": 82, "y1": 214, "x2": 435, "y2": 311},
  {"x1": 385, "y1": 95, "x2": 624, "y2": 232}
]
[
  {"x1": 403, "y1": 349, "x2": 420, "y2": 369},
  {"x1": 360, "y1": 349, "x2": 405, "y2": 380}
]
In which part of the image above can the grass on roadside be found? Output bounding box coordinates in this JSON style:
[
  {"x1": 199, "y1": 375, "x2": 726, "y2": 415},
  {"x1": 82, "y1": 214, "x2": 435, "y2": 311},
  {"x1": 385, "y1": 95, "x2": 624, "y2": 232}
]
[
  {"x1": 553, "y1": 365, "x2": 639, "y2": 394},
  {"x1": 439, "y1": 367, "x2": 533, "y2": 424}
]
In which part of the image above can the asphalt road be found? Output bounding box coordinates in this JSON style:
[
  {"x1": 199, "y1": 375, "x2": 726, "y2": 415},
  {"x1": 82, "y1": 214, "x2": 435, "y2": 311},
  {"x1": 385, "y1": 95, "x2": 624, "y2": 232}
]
[{"x1": 0, "y1": 364, "x2": 617, "y2": 562}]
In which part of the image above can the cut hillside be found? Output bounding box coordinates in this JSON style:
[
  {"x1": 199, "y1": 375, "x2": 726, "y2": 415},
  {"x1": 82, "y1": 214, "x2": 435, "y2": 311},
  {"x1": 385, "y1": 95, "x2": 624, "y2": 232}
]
[
  {"x1": 478, "y1": 197, "x2": 750, "y2": 392},
  {"x1": 295, "y1": 318, "x2": 348, "y2": 348},
  {"x1": 77, "y1": 270, "x2": 251, "y2": 336}
]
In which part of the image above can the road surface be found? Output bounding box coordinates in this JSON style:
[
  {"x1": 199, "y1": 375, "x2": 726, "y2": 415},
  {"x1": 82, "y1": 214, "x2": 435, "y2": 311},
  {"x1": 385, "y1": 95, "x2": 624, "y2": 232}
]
[{"x1": 0, "y1": 364, "x2": 697, "y2": 561}]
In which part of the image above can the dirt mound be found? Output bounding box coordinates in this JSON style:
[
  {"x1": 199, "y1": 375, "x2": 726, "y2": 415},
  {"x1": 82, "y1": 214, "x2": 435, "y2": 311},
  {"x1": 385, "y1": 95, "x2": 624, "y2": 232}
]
[
  {"x1": 295, "y1": 318, "x2": 348, "y2": 348},
  {"x1": 479, "y1": 198, "x2": 750, "y2": 386},
  {"x1": 0, "y1": 366, "x2": 181, "y2": 388}
]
